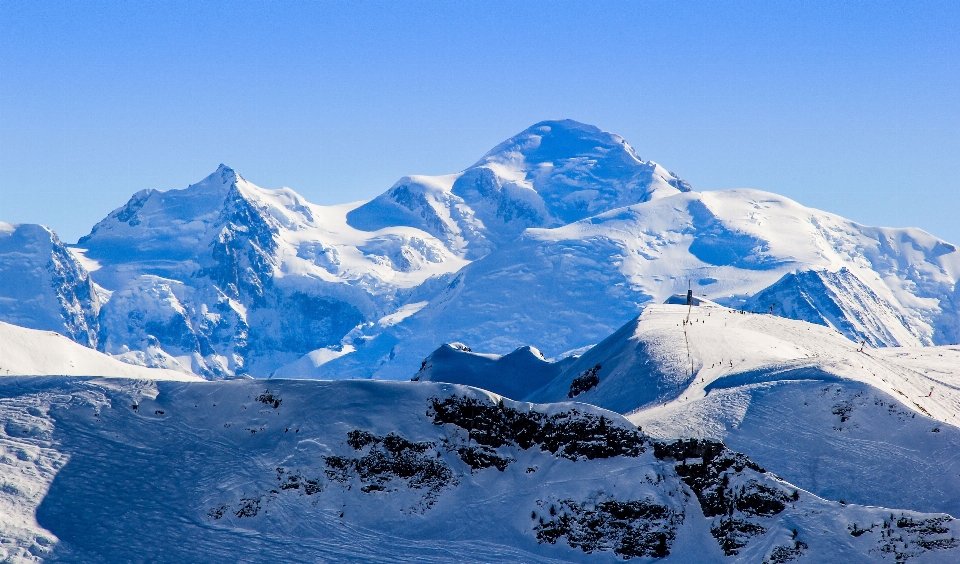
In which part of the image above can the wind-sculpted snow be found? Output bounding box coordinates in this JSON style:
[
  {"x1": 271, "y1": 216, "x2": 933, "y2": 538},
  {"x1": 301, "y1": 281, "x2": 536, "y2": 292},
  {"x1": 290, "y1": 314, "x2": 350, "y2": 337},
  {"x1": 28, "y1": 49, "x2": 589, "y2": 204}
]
[
  {"x1": 0, "y1": 377, "x2": 956, "y2": 562},
  {"x1": 685, "y1": 199, "x2": 785, "y2": 270}
]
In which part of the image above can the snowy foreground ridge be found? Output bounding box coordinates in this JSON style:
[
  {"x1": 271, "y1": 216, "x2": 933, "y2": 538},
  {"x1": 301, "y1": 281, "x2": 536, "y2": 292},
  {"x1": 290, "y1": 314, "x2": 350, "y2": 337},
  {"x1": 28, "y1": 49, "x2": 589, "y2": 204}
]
[
  {"x1": 3, "y1": 302, "x2": 960, "y2": 561},
  {"x1": 421, "y1": 303, "x2": 960, "y2": 522},
  {"x1": 2, "y1": 377, "x2": 960, "y2": 563}
]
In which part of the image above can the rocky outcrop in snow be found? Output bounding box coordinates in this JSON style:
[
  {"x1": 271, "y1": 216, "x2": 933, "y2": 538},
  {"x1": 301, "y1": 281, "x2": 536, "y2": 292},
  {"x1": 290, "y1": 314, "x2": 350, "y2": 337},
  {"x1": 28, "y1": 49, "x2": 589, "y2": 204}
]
[{"x1": 2, "y1": 377, "x2": 958, "y2": 562}]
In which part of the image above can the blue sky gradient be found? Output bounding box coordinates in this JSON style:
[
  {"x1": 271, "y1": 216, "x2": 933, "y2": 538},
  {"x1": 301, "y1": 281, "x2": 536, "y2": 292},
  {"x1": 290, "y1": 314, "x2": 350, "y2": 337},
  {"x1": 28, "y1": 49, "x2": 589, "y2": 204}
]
[{"x1": 1, "y1": 1, "x2": 958, "y2": 243}]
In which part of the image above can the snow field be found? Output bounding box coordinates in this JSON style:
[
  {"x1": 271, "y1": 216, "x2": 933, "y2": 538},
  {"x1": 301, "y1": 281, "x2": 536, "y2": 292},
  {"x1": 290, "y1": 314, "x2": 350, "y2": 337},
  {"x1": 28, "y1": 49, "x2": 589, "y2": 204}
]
[
  {"x1": 0, "y1": 320, "x2": 200, "y2": 380},
  {"x1": 1, "y1": 377, "x2": 958, "y2": 561}
]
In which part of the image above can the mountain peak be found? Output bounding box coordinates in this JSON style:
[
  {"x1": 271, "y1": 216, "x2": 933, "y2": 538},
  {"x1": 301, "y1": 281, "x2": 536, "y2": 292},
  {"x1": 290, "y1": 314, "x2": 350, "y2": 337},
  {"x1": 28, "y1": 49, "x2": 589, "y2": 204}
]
[
  {"x1": 202, "y1": 164, "x2": 243, "y2": 189},
  {"x1": 477, "y1": 119, "x2": 641, "y2": 168},
  {"x1": 347, "y1": 119, "x2": 694, "y2": 256}
]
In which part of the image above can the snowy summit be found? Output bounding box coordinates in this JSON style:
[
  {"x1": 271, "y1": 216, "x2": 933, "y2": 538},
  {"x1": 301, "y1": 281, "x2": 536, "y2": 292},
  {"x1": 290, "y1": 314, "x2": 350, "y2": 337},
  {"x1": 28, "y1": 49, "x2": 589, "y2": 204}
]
[{"x1": 1, "y1": 120, "x2": 960, "y2": 562}]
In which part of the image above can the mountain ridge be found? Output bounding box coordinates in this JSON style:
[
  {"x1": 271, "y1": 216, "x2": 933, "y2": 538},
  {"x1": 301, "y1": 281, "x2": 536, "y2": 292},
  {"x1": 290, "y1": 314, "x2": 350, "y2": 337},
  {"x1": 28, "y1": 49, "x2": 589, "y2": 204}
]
[
  {"x1": 2, "y1": 376, "x2": 959, "y2": 562},
  {"x1": 0, "y1": 120, "x2": 957, "y2": 381}
]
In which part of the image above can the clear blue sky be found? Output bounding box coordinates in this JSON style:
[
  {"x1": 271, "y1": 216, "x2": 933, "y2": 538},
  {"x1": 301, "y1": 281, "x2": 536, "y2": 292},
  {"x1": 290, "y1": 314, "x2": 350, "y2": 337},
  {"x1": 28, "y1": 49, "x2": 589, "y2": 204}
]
[{"x1": 1, "y1": 1, "x2": 958, "y2": 244}]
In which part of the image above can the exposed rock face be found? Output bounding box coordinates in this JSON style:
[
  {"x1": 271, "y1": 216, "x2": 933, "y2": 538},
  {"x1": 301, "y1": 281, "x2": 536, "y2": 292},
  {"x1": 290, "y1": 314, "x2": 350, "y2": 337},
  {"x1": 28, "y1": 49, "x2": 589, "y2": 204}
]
[{"x1": 743, "y1": 267, "x2": 924, "y2": 347}]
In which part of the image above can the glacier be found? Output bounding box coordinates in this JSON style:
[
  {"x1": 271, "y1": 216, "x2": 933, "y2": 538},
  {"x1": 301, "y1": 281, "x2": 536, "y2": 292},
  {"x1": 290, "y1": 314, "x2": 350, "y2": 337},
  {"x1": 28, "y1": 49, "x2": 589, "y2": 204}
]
[{"x1": 1, "y1": 119, "x2": 958, "y2": 381}]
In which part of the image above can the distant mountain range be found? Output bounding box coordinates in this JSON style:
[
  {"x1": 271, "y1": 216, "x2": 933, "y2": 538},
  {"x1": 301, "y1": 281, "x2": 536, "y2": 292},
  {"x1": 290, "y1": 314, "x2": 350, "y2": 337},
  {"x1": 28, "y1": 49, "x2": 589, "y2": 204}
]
[
  {"x1": 1, "y1": 119, "x2": 958, "y2": 380},
  {"x1": 4, "y1": 120, "x2": 960, "y2": 562}
]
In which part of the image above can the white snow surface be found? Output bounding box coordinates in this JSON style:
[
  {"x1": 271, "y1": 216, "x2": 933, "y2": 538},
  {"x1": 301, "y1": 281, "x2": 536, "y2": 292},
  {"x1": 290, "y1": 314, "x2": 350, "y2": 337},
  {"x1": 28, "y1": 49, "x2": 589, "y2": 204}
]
[
  {"x1": 0, "y1": 223, "x2": 101, "y2": 348},
  {"x1": 0, "y1": 320, "x2": 199, "y2": 380},
  {"x1": 2, "y1": 119, "x2": 959, "y2": 383},
  {"x1": 317, "y1": 187, "x2": 960, "y2": 381},
  {"x1": 0, "y1": 377, "x2": 958, "y2": 562},
  {"x1": 508, "y1": 303, "x2": 960, "y2": 518}
]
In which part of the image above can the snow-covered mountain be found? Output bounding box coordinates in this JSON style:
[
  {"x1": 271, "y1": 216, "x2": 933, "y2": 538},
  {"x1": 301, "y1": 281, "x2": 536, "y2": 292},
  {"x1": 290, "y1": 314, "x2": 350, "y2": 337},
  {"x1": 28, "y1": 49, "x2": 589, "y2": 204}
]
[
  {"x1": 319, "y1": 186, "x2": 960, "y2": 380},
  {"x1": 2, "y1": 376, "x2": 959, "y2": 562},
  {"x1": 0, "y1": 223, "x2": 101, "y2": 348},
  {"x1": 422, "y1": 302, "x2": 960, "y2": 521},
  {"x1": 74, "y1": 164, "x2": 466, "y2": 378},
  {"x1": 742, "y1": 267, "x2": 925, "y2": 347},
  {"x1": 412, "y1": 342, "x2": 577, "y2": 401},
  {"x1": 347, "y1": 120, "x2": 691, "y2": 259},
  {"x1": 1, "y1": 119, "x2": 957, "y2": 382},
  {"x1": 36, "y1": 120, "x2": 695, "y2": 379}
]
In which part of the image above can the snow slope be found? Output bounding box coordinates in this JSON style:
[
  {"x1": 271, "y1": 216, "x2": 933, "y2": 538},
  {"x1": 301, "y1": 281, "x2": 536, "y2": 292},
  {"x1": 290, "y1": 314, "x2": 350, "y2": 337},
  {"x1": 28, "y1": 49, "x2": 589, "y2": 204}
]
[
  {"x1": 0, "y1": 320, "x2": 199, "y2": 380},
  {"x1": 318, "y1": 187, "x2": 960, "y2": 380},
  {"x1": 1, "y1": 377, "x2": 958, "y2": 562},
  {"x1": 501, "y1": 303, "x2": 960, "y2": 518},
  {"x1": 0, "y1": 223, "x2": 101, "y2": 347},
  {"x1": 75, "y1": 165, "x2": 466, "y2": 378}
]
